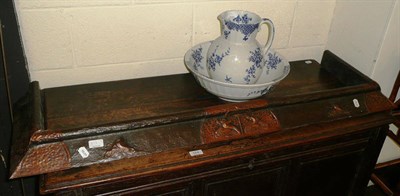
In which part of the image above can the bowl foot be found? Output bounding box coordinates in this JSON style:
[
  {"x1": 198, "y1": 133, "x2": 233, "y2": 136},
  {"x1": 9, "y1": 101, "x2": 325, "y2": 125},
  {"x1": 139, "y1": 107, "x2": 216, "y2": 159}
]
[{"x1": 219, "y1": 97, "x2": 249, "y2": 102}]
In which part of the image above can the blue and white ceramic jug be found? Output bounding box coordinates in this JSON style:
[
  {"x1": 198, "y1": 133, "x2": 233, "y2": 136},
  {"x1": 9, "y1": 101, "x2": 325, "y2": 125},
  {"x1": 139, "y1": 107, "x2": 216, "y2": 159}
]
[{"x1": 206, "y1": 10, "x2": 275, "y2": 84}]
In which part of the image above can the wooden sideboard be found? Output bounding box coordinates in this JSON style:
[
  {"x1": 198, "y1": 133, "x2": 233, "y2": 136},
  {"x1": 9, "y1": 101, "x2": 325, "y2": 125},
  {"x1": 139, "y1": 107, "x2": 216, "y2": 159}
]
[{"x1": 10, "y1": 51, "x2": 394, "y2": 195}]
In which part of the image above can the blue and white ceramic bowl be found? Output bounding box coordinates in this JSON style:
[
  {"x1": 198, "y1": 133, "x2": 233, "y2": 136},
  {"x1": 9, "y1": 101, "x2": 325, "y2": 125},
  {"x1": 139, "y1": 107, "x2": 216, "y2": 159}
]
[{"x1": 184, "y1": 41, "x2": 290, "y2": 102}]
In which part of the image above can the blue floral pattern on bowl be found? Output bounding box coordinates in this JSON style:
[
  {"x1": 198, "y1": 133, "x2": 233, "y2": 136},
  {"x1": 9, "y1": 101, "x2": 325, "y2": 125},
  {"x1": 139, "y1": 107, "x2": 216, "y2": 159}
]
[
  {"x1": 266, "y1": 52, "x2": 282, "y2": 69},
  {"x1": 246, "y1": 86, "x2": 271, "y2": 97},
  {"x1": 191, "y1": 47, "x2": 204, "y2": 71},
  {"x1": 265, "y1": 52, "x2": 282, "y2": 75},
  {"x1": 225, "y1": 75, "x2": 233, "y2": 83}
]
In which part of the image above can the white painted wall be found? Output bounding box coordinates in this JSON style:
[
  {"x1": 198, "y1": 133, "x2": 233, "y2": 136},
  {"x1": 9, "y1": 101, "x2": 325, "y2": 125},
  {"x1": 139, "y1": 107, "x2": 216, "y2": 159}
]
[
  {"x1": 15, "y1": 0, "x2": 336, "y2": 88},
  {"x1": 326, "y1": 0, "x2": 400, "y2": 163},
  {"x1": 372, "y1": 0, "x2": 400, "y2": 163}
]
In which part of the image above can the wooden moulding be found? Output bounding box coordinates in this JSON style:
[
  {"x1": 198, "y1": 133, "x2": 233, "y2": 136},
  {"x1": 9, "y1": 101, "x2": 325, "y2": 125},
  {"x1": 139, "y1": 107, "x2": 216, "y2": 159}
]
[
  {"x1": 10, "y1": 82, "x2": 71, "y2": 179},
  {"x1": 9, "y1": 50, "x2": 395, "y2": 179}
]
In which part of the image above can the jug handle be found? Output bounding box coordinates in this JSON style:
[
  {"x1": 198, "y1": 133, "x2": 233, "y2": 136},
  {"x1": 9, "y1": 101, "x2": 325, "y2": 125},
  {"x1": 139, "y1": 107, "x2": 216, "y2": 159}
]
[{"x1": 260, "y1": 18, "x2": 275, "y2": 55}]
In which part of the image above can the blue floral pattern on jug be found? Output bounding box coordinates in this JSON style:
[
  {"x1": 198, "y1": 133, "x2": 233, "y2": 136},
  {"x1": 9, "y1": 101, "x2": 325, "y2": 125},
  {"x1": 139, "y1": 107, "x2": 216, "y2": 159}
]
[
  {"x1": 233, "y1": 14, "x2": 252, "y2": 24},
  {"x1": 191, "y1": 47, "x2": 203, "y2": 71},
  {"x1": 207, "y1": 46, "x2": 230, "y2": 72},
  {"x1": 244, "y1": 48, "x2": 263, "y2": 84},
  {"x1": 224, "y1": 14, "x2": 260, "y2": 41},
  {"x1": 205, "y1": 10, "x2": 276, "y2": 85},
  {"x1": 223, "y1": 30, "x2": 231, "y2": 39}
]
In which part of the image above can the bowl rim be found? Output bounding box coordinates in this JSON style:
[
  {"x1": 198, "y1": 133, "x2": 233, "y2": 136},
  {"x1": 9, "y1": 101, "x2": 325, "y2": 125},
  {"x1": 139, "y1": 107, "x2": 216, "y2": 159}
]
[{"x1": 184, "y1": 43, "x2": 291, "y2": 88}]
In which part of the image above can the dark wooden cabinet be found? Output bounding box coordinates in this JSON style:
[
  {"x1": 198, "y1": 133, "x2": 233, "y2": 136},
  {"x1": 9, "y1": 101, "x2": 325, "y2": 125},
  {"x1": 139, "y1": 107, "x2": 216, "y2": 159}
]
[
  {"x1": 203, "y1": 165, "x2": 286, "y2": 196},
  {"x1": 10, "y1": 51, "x2": 394, "y2": 195},
  {"x1": 294, "y1": 146, "x2": 365, "y2": 196}
]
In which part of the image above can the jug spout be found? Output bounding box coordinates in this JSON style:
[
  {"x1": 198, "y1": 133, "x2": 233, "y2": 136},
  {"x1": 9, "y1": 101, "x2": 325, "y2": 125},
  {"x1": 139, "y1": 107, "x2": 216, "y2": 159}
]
[{"x1": 218, "y1": 10, "x2": 261, "y2": 42}]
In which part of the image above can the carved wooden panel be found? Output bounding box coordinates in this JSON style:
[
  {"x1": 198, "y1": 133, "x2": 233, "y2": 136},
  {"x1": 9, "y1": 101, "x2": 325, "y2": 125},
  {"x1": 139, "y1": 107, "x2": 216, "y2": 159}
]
[
  {"x1": 239, "y1": 110, "x2": 281, "y2": 135},
  {"x1": 104, "y1": 138, "x2": 148, "y2": 159},
  {"x1": 201, "y1": 110, "x2": 281, "y2": 143}
]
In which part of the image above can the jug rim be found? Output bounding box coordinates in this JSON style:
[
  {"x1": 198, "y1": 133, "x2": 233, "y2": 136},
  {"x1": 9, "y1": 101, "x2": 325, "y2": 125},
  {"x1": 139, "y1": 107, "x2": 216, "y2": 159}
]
[{"x1": 217, "y1": 10, "x2": 262, "y2": 23}]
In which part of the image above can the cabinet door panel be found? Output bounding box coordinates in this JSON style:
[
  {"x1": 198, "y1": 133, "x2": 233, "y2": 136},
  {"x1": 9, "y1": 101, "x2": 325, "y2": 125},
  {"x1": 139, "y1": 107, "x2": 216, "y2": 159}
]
[
  {"x1": 81, "y1": 180, "x2": 193, "y2": 196},
  {"x1": 204, "y1": 166, "x2": 286, "y2": 196},
  {"x1": 293, "y1": 150, "x2": 364, "y2": 196},
  {"x1": 120, "y1": 186, "x2": 191, "y2": 196}
]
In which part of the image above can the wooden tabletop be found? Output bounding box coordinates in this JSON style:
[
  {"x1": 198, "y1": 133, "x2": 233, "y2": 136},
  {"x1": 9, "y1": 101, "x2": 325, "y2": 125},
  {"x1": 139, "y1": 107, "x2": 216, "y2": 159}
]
[{"x1": 10, "y1": 51, "x2": 393, "y2": 182}]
